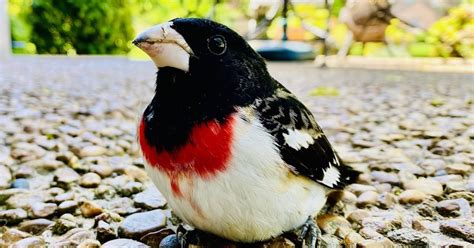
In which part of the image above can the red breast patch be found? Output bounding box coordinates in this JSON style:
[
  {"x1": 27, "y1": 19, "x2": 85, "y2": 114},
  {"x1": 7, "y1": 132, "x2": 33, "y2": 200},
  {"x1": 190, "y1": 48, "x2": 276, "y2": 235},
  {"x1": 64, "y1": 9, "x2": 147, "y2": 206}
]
[{"x1": 138, "y1": 115, "x2": 236, "y2": 195}]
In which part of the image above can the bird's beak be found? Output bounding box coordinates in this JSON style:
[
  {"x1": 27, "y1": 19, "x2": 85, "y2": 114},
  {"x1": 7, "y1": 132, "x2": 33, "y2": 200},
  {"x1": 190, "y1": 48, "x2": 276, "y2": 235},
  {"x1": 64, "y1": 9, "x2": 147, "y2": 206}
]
[{"x1": 133, "y1": 22, "x2": 193, "y2": 71}]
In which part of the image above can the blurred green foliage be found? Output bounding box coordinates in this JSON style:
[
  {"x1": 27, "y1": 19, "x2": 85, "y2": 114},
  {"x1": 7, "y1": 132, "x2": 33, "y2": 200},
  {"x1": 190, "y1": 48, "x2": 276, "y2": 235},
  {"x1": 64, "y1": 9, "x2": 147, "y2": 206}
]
[
  {"x1": 385, "y1": 2, "x2": 474, "y2": 58},
  {"x1": 26, "y1": 0, "x2": 133, "y2": 54}
]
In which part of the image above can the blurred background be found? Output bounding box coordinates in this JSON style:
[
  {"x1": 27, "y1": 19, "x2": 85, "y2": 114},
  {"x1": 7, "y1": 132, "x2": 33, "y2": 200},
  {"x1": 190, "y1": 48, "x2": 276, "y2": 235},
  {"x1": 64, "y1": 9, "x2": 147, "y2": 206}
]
[{"x1": 4, "y1": 0, "x2": 474, "y2": 59}]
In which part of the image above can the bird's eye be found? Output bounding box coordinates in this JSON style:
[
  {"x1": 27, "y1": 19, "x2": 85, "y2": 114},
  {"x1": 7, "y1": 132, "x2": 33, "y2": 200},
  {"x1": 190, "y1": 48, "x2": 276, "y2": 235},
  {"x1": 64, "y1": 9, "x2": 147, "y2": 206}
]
[{"x1": 207, "y1": 35, "x2": 227, "y2": 55}]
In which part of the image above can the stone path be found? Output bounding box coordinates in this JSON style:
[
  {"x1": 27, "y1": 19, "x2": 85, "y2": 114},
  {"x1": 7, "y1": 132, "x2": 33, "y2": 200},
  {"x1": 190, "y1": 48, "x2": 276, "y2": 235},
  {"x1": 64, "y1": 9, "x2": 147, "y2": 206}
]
[{"x1": 0, "y1": 57, "x2": 473, "y2": 247}]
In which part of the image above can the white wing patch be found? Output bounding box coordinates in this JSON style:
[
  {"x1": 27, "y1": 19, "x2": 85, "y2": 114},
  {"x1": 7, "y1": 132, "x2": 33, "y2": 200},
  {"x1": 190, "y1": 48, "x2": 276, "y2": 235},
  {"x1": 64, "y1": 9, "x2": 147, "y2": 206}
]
[
  {"x1": 283, "y1": 129, "x2": 315, "y2": 150},
  {"x1": 320, "y1": 165, "x2": 340, "y2": 187}
]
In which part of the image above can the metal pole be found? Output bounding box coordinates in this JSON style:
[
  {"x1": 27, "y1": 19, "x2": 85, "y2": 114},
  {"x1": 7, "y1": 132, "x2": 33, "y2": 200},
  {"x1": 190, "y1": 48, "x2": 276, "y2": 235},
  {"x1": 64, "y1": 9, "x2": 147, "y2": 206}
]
[{"x1": 0, "y1": 0, "x2": 11, "y2": 60}]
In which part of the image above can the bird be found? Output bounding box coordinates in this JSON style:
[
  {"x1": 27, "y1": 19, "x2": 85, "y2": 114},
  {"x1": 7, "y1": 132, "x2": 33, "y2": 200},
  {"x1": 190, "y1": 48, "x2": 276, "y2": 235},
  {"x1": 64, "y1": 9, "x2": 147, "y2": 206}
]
[{"x1": 133, "y1": 18, "x2": 359, "y2": 247}]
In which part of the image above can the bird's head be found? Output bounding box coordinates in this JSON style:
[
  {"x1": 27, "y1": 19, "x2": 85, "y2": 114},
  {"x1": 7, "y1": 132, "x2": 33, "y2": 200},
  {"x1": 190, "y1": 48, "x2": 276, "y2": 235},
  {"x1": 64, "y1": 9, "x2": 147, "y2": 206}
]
[{"x1": 133, "y1": 18, "x2": 271, "y2": 85}]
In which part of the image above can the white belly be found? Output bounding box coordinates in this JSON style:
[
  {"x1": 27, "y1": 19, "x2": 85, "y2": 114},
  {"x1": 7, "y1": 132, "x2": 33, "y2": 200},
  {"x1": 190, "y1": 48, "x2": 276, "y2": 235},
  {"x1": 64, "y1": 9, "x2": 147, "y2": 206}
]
[{"x1": 144, "y1": 112, "x2": 327, "y2": 242}]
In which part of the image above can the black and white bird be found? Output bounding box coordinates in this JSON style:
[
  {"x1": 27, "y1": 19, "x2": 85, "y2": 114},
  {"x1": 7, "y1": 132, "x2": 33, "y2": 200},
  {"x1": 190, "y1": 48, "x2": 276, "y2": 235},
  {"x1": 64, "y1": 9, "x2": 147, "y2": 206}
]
[{"x1": 133, "y1": 18, "x2": 359, "y2": 247}]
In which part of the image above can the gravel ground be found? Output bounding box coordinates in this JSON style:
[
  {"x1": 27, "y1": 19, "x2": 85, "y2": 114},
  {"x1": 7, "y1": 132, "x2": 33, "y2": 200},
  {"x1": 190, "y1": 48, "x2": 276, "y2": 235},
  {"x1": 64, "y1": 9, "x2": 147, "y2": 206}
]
[{"x1": 0, "y1": 57, "x2": 473, "y2": 247}]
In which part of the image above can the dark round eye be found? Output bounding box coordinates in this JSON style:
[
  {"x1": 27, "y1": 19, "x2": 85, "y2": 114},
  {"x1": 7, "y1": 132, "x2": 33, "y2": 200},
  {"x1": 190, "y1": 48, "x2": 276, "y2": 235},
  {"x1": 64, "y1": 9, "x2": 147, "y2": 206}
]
[{"x1": 207, "y1": 35, "x2": 227, "y2": 55}]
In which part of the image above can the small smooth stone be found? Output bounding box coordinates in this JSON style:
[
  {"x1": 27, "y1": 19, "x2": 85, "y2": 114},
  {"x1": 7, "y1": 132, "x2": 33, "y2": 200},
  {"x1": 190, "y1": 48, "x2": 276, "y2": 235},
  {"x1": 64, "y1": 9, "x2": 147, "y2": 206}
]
[
  {"x1": 159, "y1": 234, "x2": 180, "y2": 248},
  {"x1": 52, "y1": 214, "x2": 78, "y2": 235},
  {"x1": 347, "y1": 209, "x2": 371, "y2": 225},
  {"x1": 124, "y1": 166, "x2": 149, "y2": 183},
  {"x1": 118, "y1": 181, "x2": 144, "y2": 197},
  {"x1": 19, "y1": 219, "x2": 54, "y2": 235},
  {"x1": 0, "y1": 208, "x2": 28, "y2": 224},
  {"x1": 134, "y1": 187, "x2": 167, "y2": 210},
  {"x1": 2, "y1": 228, "x2": 31, "y2": 243},
  {"x1": 445, "y1": 163, "x2": 471, "y2": 175},
  {"x1": 386, "y1": 228, "x2": 428, "y2": 246},
  {"x1": 140, "y1": 229, "x2": 175, "y2": 248},
  {"x1": 0, "y1": 164, "x2": 12, "y2": 189},
  {"x1": 377, "y1": 192, "x2": 397, "y2": 209},
  {"x1": 346, "y1": 184, "x2": 377, "y2": 196},
  {"x1": 102, "y1": 239, "x2": 150, "y2": 248},
  {"x1": 404, "y1": 178, "x2": 443, "y2": 196},
  {"x1": 80, "y1": 200, "x2": 103, "y2": 218},
  {"x1": 11, "y1": 178, "x2": 29, "y2": 189},
  {"x1": 262, "y1": 237, "x2": 295, "y2": 248},
  {"x1": 358, "y1": 238, "x2": 394, "y2": 248},
  {"x1": 432, "y1": 175, "x2": 464, "y2": 185},
  {"x1": 399, "y1": 190, "x2": 427, "y2": 205},
  {"x1": 370, "y1": 171, "x2": 399, "y2": 185},
  {"x1": 79, "y1": 145, "x2": 107, "y2": 158},
  {"x1": 118, "y1": 209, "x2": 167, "y2": 239},
  {"x1": 79, "y1": 172, "x2": 101, "y2": 188},
  {"x1": 30, "y1": 202, "x2": 57, "y2": 218},
  {"x1": 361, "y1": 213, "x2": 402, "y2": 234},
  {"x1": 440, "y1": 219, "x2": 474, "y2": 243},
  {"x1": 91, "y1": 164, "x2": 113, "y2": 177},
  {"x1": 55, "y1": 192, "x2": 75, "y2": 202},
  {"x1": 317, "y1": 214, "x2": 351, "y2": 235},
  {"x1": 97, "y1": 220, "x2": 117, "y2": 243},
  {"x1": 54, "y1": 228, "x2": 95, "y2": 247},
  {"x1": 58, "y1": 200, "x2": 78, "y2": 213},
  {"x1": 357, "y1": 191, "x2": 379, "y2": 207},
  {"x1": 77, "y1": 239, "x2": 101, "y2": 248},
  {"x1": 55, "y1": 167, "x2": 80, "y2": 184},
  {"x1": 344, "y1": 231, "x2": 364, "y2": 247},
  {"x1": 10, "y1": 237, "x2": 45, "y2": 248}
]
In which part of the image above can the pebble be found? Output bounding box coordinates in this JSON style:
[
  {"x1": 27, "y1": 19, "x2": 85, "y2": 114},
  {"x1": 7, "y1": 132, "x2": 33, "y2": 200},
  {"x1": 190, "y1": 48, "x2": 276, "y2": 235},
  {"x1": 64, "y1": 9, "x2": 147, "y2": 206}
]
[
  {"x1": 78, "y1": 239, "x2": 101, "y2": 248},
  {"x1": 119, "y1": 181, "x2": 144, "y2": 196},
  {"x1": 55, "y1": 167, "x2": 80, "y2": 185},
  {"x1": 97, "y1": 220, "x2": 117, "y2": 243},
  {"x1": 102, "y1": 238, "x2": 150, "y2": 248},
  {"x1": 80, "y1": 172, "x2": 102, "y2": 188},
  {"x1": 399, "y1": 190, "x2": 427, "y2": 205},
  {"x1": 79, "y1": 145, "x2": 107, "y2": 158},
  {"x1": 10, "y1": 237, "x2": 45, "y2": 248},
  {"x1": 53, "y1": 228, "x2": 95, "y2": 247},
  {"x1": 317, "y1": 214, "x2": 351, "y2": 235},
  {"x1": 445, "y1": 163, "x2": 471, "y2": 175},
  {"x1": 30, "y1": 202, "x2": 57, "y2": 218},
  {"x1": 347, "y1": 209, "x2": 371, "y2": 225},
  {"x1": 262, "y1": 237, "x2": 295, "y2": 248},
  {"x1": 124, "y1": 166, "x2": 149, "y2": 183},
  {"x1": 118, "y1": 209, "x2": 167, "y2": 239},
  {"x1": 2, "y1": 229, "x2": 32, "y2": 243},
  {"x1": 370, "y1": 171, "x2": 399, "y2": 185},
  {"x1": 0, "y1": 164, "x2": 12, "y2": 189},
  {"x1": 356, "y1": 191, "x2": 379, "y2": 207},
  {"x1": 344, "y1": 231, "x2": 364, "y2": 247},
  {"x1": 362, "y1": 213, "x2": 402, "y2": 234},
  {"x1": 440, "y1": 219, "x2": 474, "y2": 243},
  {"x1": 52, "y1": 214, "x2": 79, "y2": 235},
  {"x1": 386, "y1": 228, "x2": 428, "y2": 246},
  {"x1": 404, "y1": 178, "x2": 443, "y2": 196},
  {"x1": 159, "y1": 234, "x2": 180, "y2": 248},
  {"x1": 11, "y1": 178, "x2": 29, "y2": 189},
  {"x1": 377, "y1": 192, "x2": 397, "y2": 209},
  {"x1": 91, "y1": 164, "x2": 113, "y2": 177},
  {"x1": 19, "y1": 219, "x2": 54, "y2": 235},
  {"x1": 133, "y1": 186, "x2": 167, "y2": 210},
  {"x1": 346, "y1": 184, "x2": 377, "y2": 196},
  {"x1": 58, "y1": 200, "x2": 79, "y2": 213},
  {"x1": 140, "y1": 228, "x2": 175, "y2": 248},
  {"x1": 0, "y1": 208, "x2": 28, "y2": 224},
  {"x1": 80, "y1": 200, "x2": 103, "y2": 217},
  {"x1": 358, "y1": 238, "x2": 394, "y2": 248}
]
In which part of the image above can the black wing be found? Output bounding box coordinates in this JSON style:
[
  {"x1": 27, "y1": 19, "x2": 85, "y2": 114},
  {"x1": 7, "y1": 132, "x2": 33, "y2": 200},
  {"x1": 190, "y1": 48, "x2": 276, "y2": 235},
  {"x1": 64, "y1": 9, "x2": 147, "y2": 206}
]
[{"x1": 253, "y1": 83, "x2": 359, "y2": 189}]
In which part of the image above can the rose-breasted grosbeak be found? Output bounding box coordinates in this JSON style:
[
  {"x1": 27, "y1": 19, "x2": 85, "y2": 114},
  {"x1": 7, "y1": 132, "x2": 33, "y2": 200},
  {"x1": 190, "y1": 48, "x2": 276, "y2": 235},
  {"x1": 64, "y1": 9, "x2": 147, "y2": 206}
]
[{"x1": 133, "y1": 18, "x2": 359, "y2": 247}]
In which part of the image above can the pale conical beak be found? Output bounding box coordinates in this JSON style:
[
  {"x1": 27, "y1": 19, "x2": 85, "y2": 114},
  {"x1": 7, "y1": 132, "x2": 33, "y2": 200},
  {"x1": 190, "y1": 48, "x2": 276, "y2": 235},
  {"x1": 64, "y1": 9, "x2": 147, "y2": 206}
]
[{"x1": 133, "y1": 22, "x2": 193, "y2": 72}]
